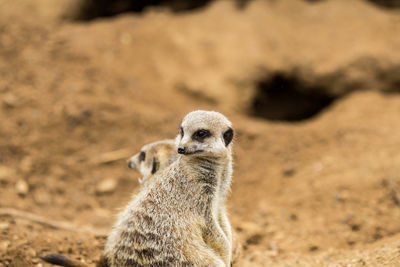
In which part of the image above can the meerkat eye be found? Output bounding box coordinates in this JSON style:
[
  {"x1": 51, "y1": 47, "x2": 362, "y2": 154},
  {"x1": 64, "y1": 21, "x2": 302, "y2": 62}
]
[
  {"x1": 192, "y1": 129, "x2": 211, "y2": 141},
  {"x1": 180, "y1": 127, "x2": 184, "y2": 137},
  {"x1": 139, "y1": 151, "x2": 146, "y2": 162}
]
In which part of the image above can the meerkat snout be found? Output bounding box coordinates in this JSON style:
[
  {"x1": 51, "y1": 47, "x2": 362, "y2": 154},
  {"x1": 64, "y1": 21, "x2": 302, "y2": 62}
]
[
  {"x1": 127, "y1": 150, "x2": 147, "y2": 171},
  {"x1": 127, "y1": 151, "x2": 145, "y2": 169}
]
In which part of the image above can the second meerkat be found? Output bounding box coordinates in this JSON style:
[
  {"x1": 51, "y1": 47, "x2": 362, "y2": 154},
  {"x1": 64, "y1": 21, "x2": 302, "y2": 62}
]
[
  {"x1": 127, "y1": 139, "x2": 177, "y2": 184},
  {"x1": 104, "y1": 110, "x2": 235, "y2": 266}
]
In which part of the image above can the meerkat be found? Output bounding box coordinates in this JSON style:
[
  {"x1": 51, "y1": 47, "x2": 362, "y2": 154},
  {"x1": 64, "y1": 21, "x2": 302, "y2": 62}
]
[
  {"x1": 42, "y1": 110, "x2": 237, "y2": 267},
  {"x1": 127, "y1": 138, "x2": 241, "y2": 265},
  {"x1": 127, "y1": 138, "x2": 240, "y2": 265},
  {"x1": 102, "y1": 110, "x2": 234, "y2": 266},
  {"x1": 127, "y1": 139, "x2": 177, "y2": 185}
]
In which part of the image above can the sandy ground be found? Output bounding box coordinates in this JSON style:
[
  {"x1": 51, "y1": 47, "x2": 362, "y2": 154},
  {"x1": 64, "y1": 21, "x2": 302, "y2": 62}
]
[{"x1": 0, "y1": 0, "x2": 400, "y2": 266}]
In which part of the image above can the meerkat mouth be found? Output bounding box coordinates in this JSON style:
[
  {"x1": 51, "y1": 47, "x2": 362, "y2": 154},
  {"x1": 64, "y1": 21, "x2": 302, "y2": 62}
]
[{"x1": 184, "y1": 150, "x2": 204, "y2": 155}]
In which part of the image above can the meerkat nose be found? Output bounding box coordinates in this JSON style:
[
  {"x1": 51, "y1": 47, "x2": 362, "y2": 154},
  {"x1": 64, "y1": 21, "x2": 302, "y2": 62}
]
[
  {"x1": 177, "y1": 147, "x2": 186, "y2": 154},
  {"x1": 127, "y1": 160, "x2": 135, "y2": 169}
]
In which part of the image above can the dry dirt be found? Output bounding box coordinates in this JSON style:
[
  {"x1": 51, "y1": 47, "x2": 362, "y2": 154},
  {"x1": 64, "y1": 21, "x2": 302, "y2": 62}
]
[{"x1": 1, "y1": 0, "x2": 400, "y2": 266}]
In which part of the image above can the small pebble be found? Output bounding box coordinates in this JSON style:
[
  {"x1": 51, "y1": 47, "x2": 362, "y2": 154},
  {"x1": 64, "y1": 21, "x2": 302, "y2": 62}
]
[
  {"x1": 0, "y1": 221, "x2": 9, "y2": 230},
  {"x1": 26, "y1": 247, "x2": 36, "y2": 257},
  {"x1": 96, "y1": 178, "x2": 117, "y2": 194},
  {"x1": 0, "y1": 240, "x2": 10, "y2": 251},
  {"x1": 15, "y1": 179, "x2": 29, "y2": 196},
  {"x1": 3, "y1": 93, "x2": 17, "y2": 108},
  {"x1": 33, "y1": 190, "x2": 51, "y2": 205}
]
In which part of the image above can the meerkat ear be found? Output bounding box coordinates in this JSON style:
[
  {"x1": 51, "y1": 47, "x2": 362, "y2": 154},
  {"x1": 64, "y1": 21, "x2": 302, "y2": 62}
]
[
  {"x1": 223, "y1": 128, "x2": 234, "y2": 146},
  {"x1": 151, "y1": 158, "x2": 160, "y2": 174}
]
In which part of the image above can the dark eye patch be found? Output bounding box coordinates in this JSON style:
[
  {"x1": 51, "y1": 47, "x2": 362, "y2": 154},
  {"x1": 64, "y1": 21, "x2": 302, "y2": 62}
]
[
  {"x1": 192, "y1": 129, "x2": 211, "y2": 141},
  {"x1": 223, "y1": 127, "x2": 234, "y2": 146},
  {"x1": 180, "y1": 127, "x2": 184, "y2": 137},
  {"x1": 139, "y1": 151, "x2": 146, "y2": 162},
  {"x1": 151, "y1": 158, "x2": 160, "y2": 174}
]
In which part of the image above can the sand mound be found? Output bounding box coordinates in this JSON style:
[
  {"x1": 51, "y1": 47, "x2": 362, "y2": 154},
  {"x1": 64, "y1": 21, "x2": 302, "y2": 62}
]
[{"x1": 0, "y1": 0, "x2": 399, "y2": 266}]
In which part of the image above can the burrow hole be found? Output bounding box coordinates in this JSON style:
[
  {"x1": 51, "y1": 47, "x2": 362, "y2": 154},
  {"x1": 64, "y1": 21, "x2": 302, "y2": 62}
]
[
  {"x1": 304, "y1": 0, "x2": 400, "y2": 9},
  {"x1": 71, "y1": 0, "x2": 251, "y2": 21},
  {"x1": 249, "y1": 73, "x2": 338, "y2": 122},
  {"x1": 71, "y1": 0, "x2": 400, "y2": 21},
  {"x1": 357, "y1": 0, "x2": 400, "y2": 9}
]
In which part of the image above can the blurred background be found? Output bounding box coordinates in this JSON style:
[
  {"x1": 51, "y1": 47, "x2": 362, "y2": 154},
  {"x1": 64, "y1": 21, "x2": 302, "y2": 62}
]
[{"x1": 0, "y1": 0, "x2": 400, "y2": 266}]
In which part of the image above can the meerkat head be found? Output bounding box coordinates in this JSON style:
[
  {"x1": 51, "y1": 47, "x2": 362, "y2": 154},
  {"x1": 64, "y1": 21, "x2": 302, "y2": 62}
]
[
  {"x1": 127, "y1": 139, "x2": 176, "y2": 183},
  {"x1": 176, "y1": 110, "x2": 234, "y2": 158}
]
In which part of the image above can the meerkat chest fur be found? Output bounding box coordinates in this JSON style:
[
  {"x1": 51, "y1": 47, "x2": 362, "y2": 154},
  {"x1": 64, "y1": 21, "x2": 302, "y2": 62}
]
[{"x1": 180, "y1": 155, "x2": 228, "y2": 217}]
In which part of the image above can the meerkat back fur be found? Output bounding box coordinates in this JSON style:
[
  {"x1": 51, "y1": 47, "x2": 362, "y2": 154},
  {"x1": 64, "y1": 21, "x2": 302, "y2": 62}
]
[{"x1": 103, "y1": 110, "x2": 234, "y2": 266}]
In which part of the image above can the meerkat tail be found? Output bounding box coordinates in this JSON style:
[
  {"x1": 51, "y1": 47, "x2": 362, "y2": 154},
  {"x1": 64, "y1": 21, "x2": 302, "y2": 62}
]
[{"x1": 40, "y1": 254, "x2": 91, "y2": 267}]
